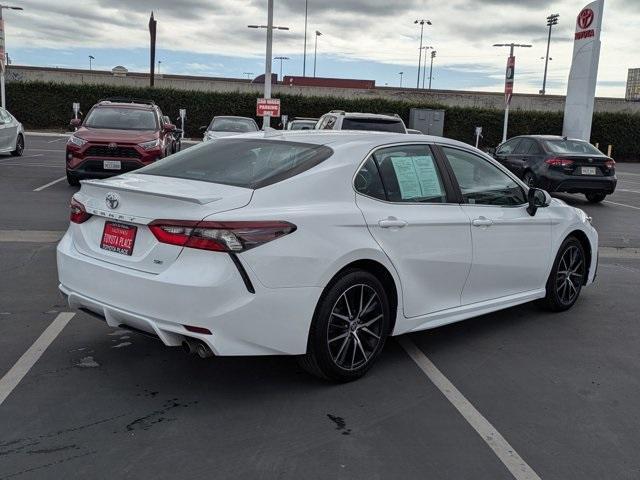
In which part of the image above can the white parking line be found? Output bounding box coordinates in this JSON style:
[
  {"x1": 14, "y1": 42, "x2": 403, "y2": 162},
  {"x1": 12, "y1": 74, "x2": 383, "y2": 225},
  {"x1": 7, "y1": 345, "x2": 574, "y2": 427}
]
[
  {"x1": 0, "y1": 230, "x2": 64, "y2": 242},
  {"x1": 398, "y1": 337, "x2": 541, "y2": 480},
  {"x1": 0, "y1": 163, "x2": 61, "y2": 168},
  {"x1": 0, "y1": 312, "x2": 75, "y2": 406},
  {"x1": 604, "y1": 200, "x2": 640, "y2": 211},
  {"x1": 617, "y1": 189, "x2": 640, "y2": 195},
  {"x1": 34, "y1": 176, "x2": 66, "y2": 191}
]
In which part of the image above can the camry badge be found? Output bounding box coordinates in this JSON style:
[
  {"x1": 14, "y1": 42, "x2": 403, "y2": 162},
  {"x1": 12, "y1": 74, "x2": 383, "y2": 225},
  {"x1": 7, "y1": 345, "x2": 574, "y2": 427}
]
[{"x1": 105, "y1": 192, "x2": 120, "y2": 210}]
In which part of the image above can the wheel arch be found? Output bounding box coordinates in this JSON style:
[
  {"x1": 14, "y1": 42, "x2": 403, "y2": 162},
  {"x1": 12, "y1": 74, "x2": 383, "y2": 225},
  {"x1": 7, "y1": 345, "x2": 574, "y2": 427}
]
[{"x1": 566, "y1": 229, "x2": 592, "y2": 285}]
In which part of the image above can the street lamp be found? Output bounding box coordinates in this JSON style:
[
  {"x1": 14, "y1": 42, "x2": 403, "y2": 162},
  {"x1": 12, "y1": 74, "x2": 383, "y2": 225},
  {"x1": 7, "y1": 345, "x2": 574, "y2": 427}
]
[
  {"x1": 303, "y1": 0, "x2": 308, "y2": 76},
  {"x1": 414, "y1": 19, "x2": 432, "y2": 89},
  {"x1": 274, "y1": 56, "x2": 289, "y2": 80},
  {"x1": 398, "y1": 71, "x2": 404, "y2": 87},
  {"x1": 493, "y1": 43, "x2": 532, "y2": 142},
  {"x1": 157, "y1": 60, "x2": 162, "y2": 75},
  {"x1": 420, "y1": 45, "x2": 433, "y2": 89},
  {"x1": 541, "y1": 13, "x2": 559, "y2": 95},
  {"x1": 0, "y1": 4, "x2": 23, "y2": 109},
  {"x1": 248, "y1": 0, "x2": 290, "y2": 128},
  {"x1": 89, "y1": 55, "x2": 95, "y2": 71},
  {"x1": 313, "y1": 30, "x2": 322, "y2": 77},
  {"x1": 428, "y1": 50, "x2": 437, "y2": 90}
]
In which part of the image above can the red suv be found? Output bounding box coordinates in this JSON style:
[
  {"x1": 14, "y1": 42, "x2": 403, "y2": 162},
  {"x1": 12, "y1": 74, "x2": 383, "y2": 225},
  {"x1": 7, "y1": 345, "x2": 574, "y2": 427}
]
[{"x1": 66, "y1": 98, "x2": 176, "y2": 186}]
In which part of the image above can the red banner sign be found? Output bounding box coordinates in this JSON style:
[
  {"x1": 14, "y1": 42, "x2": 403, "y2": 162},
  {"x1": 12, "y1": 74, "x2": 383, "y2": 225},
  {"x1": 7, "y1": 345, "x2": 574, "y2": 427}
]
[
  {"x1": 256, "y1": 98, "x2": 281, "y2": 117},
  {"x1": 504, "y1": 55, "x2": 515, "y2": 104}
]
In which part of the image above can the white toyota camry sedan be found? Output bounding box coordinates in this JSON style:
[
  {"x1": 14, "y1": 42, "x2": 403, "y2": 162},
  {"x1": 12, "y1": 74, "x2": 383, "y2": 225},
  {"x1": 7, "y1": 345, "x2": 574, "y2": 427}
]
[{"x1": 57, "y1": 131, "x2": 598, "y2": 381}]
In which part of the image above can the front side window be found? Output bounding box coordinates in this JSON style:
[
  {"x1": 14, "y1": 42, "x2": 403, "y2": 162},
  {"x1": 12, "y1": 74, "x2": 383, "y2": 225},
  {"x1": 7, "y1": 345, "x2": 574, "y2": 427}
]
[
  {"x1": 496, "y1": 138, "x2": 521, "y2": 155},
  {"x1": 443, "y1": 147, "x2": 526, "y2": 206},
  {"x1": 139, "y1": 139, "x2": 333, "y2": 189},
  {"x1": 514, "y1": 138, "x2": 534, "y2": 155},
  {"x1": 85, "y1": 107, "x2": 158, "y2": 130},
  {"x1": 372, "y1": 145, "x2": 447, "y2": 203}
]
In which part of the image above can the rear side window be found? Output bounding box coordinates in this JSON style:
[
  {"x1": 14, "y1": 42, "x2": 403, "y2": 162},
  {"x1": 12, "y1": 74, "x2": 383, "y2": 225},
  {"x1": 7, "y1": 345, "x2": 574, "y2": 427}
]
[
  {"x1": 544, "y1": 139, "x2": 603, "y2": 155},
  {"x1": 354, "y1": 158, "x2": 386, "y2": 200},
  {"x1": 341, "y1": 118, "x2": 406, "y2": 133},
  {"x1": 373, "y1": 145, "x2": 447, "y2": 203},
  {"x1": 138, "y1": 139, "x2": 333, "y2": 189}
]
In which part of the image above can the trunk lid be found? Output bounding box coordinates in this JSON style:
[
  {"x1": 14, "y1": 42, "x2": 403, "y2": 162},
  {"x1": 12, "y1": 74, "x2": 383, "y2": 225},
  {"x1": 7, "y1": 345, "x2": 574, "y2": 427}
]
[
  {"x1": 552, "y1": 154, "x2": 614, "y2": 176},
  {"x1": 71, "y1": 173, "x2": 253, "y2": 273}
]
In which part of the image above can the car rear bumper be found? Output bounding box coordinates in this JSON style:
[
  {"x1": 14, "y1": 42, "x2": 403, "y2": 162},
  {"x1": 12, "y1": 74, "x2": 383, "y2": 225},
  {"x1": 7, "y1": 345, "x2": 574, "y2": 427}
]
[
  {"x1": 541, "y1": 171, "x2": 617, "y2": 194},
  {"x1": 56, "y1": 231, "x2": 321, "y2": 356}
]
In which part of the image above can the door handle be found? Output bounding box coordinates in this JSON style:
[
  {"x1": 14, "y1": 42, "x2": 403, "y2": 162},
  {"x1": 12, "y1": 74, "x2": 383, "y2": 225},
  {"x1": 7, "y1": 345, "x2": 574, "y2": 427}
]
[
  {"x1": 472, "y1": 216, "x2": 493, "y2": 227},
  {"x1": 378, "y1": 217, "x2": 408, "y2": 228}
]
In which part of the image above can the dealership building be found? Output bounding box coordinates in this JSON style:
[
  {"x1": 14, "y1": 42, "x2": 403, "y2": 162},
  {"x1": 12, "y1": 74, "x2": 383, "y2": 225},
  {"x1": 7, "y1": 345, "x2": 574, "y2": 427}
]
[{"x1": 626, "y1": 68, "x2": 640, "y2": 101}]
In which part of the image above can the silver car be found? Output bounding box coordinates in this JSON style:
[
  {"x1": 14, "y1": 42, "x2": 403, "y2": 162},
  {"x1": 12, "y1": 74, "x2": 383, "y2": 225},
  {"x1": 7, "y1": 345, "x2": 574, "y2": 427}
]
[{"x1": 0, "y1": 108, "x2": 24, "y2": 156}]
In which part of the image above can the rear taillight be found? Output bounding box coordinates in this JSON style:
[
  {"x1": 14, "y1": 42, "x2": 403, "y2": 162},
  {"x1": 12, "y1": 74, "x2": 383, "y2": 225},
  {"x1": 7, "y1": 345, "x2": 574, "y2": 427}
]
[
  {"x1": 148, "y1": 220, "x2": 296, "y2": 252},
  {"x1": 70, "y1": 198, "x2": 91, "y2": 224},
  {"x1": 545, "y1": 157, "x2": 574, "y2": 167},
  {"x1": 605, "y1": 159, "x2": 615, "y2": 170}
]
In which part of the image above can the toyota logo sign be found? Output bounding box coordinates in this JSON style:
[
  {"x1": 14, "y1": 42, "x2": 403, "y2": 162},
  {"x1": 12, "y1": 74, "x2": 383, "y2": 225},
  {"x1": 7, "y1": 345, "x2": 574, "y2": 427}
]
[
  {"x1": 105, "y1": 192, "x2": 120, "y2": 210},
  {"x1": 107, "y1": 142, "x2": 118, "y2": 150},
  {"x1": 577, "y1": 8, "x2": 594, "y2": 29}
]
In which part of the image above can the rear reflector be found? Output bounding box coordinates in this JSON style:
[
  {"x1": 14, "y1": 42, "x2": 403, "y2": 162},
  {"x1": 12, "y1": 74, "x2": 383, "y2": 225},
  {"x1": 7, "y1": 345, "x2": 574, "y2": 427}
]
[
  {"x1": 184, "y1": 325, "x2": 212, "y2": 335},
  {"x1": 545, "y1": 157, "x2": 574, "y2": 167},
  {"x1": 70, "y1": 198, "x2": 92, "y2": 224},
  {"x1": 149, "y1": 220, "x2": 296, "y2": 252}
]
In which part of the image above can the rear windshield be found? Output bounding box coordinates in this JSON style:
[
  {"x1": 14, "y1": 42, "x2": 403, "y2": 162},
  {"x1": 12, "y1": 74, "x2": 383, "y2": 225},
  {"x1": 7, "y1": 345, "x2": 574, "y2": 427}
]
[
  {"x1": 209, "y1": 117, "x2": 258, "y2": 133},
  {"x1": 138, "y1": 138, "x2": 333, "y2": 189},
  {"x1": 289, "y1": 121, "x2": 316, "y2": 130},
  {"x1": 544, "y1": 139, "x2": 603, "y2": 155},
  {"x1": 341, "y1": 118, "x2": 406, "y2": 133},
  {"x1": 85, "y1": 107, "x2": 158, "y2": 130}
]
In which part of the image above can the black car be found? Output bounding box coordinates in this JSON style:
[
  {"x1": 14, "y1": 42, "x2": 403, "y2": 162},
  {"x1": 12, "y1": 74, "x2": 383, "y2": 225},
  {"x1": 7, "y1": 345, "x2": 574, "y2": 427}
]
[{"x1": 492, "y1": 135, "x2": 617, "y2": 203}]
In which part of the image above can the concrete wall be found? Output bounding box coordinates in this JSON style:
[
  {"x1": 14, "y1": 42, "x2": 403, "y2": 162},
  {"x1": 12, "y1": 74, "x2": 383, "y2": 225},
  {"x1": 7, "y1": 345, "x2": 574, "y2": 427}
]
[{"x1": 7, "y1": 65, "x2": 640, "y2": 114}]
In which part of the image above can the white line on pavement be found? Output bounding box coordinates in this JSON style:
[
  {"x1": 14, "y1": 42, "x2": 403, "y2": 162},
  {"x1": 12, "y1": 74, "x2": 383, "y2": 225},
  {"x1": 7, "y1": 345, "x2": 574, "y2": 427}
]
[
  {"x1": 617, "y1": 189, "x2": 640, "y2": 195},
  {"x1": 604, "y1": 200, "x2": 640, "y2": 211},
  {"x1": 47, "y1": 138, "x2": 65, "y2": 143},
  {"x1": 25, "y1": 132, "x2": 71, "y2": 138},
  {"x1": 398, "y1": 337, "x2": 542, "y2": 480},
  {"x1": 23, "y1": 148, "x2": 64, "y2": 153},
  {"x1": 34, "y1": 176, "x2": 67, "y2": 191},
  {"x1": 0, "y1": 312, "x2": 75, "y2": 406},
  {"x1": 0, "y1": 163, "x2": 61, "y2": 168},
  {"x1": 0, "y1": 230, "x2": 64, "y2": 242}
]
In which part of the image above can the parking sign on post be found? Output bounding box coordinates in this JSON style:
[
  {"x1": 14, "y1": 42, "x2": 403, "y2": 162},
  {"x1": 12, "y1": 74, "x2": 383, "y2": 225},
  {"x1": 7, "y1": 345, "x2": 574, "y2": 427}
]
[
  {"x1": 179, "y1": 108, "x2": 186, "y2": 139},
  {"x1": 256, "y1": 98, "x2": 281, "y2": 118},
  {"x1": 72, "y1": 102, "x2": 80, "y2": 120}
]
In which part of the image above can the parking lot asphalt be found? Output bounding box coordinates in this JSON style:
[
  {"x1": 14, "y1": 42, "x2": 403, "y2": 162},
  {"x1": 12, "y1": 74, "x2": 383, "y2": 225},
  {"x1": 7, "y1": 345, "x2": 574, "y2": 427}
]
[{"x1": 1, "y1": 133, "x2": 640, "y2": 479}]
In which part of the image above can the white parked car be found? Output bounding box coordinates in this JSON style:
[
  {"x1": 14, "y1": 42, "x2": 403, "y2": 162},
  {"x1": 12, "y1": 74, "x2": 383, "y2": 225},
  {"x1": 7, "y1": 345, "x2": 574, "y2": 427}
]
[
  {"x1": 201, "y1": 116, "x2": 259, "y2": 141},
  {"x1": 57, "y1": 131, "x2": 598, "y2": 381},
  {"x1": 0, "y1": 107, "x2": 25, "y2": 156},
  {"x1": 316, "y1": 111, "x2": 407, "y2": 133}
]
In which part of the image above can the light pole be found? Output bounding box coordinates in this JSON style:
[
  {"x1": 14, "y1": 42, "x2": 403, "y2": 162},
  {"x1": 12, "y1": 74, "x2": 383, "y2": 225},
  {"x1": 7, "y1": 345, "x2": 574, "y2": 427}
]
[
  {"x1": 541, "y1": 13, "x2": 559, "y2": 95},
  {"x1": 398, "y1": 71, "x2": 404, "y2": 87},
  {"x1": 303, "y1": 0, "x2": 308, "y2": 76},
  {"x1": 157, "y1": 60, "x2": 162, "y2": 75},
  {"x1": 313, "y1": 30, "x2": 322, "y2": 77},
  {"x1": 274, "y1": 56, "x2": 289, "y2": 80},
  {"x1": 420, "y1": 45, "x2": 433, "y2": 89},
  {"x1": 414, "y1": 19, "x2": 431, "y2": 89},
  {"x1": 89, "y1": 55, "x2": 95, "y2": 71},
  {"x1": 428, "y1": 50, "x2": 436, "y2": 90},
  {"x1": 248, "y1": 1, "x2": 290, "y2": 129},
  {"x1": 243, "y1": 72, "x2": 254, "y2": 80},
  {"x1": 0, "y1": 4, "x2": 23, "y2": 109},
  {"x1": 493, "y1": 43, "x2": 532, "y2": 143}
]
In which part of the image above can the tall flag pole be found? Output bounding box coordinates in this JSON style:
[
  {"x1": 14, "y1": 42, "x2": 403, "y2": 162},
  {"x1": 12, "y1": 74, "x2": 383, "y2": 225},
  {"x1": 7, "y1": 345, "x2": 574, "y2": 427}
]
[{"x1": 149, "y1": 11, "x2": 157, "y2": 87}]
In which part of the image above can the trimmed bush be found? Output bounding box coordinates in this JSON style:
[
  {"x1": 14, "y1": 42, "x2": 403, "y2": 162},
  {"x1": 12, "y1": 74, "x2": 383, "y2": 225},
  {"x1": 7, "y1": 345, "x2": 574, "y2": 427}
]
[{"x1": 7, "y1": 80, "x2": 639, "y2": 160}]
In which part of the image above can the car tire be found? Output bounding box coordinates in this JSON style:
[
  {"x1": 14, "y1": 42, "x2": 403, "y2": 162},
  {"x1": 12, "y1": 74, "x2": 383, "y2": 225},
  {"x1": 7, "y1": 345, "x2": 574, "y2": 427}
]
[
  {"x1": 299, "y1": 269, "x2": 390, "y2": 382},
  {"x1": 541, "y1": 236, "x2": 586, "y2": 312},
  {"x1": 523, "y1": 171, "x2": 536, "y2": 188},
  {"x1": 11, "y1": 134, "x2": 24, "y2": 157},
  {"x1": 585, "y1": 192, "x2": 606, "y2": 203},
  {"x1": 66, "y1": 171, "x2": 80, "y2": 186}
]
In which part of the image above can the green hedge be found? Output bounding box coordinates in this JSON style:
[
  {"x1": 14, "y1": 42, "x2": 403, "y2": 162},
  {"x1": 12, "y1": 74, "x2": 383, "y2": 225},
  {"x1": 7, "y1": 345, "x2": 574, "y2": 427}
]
[{"x1": 7, "y1": 80, "x2": 640, "y2": 160}]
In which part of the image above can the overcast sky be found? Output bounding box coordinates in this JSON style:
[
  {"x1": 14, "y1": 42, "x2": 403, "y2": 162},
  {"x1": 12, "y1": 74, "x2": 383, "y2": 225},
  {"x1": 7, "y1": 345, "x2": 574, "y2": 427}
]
[{"x1": 6, "y1": 0, "x2": 637, "y2": 97}]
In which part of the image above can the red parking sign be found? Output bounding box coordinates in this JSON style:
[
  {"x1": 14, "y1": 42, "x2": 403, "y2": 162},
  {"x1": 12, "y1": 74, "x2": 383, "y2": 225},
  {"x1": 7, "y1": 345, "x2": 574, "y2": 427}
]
[
  {"x1": 256, "y1": 98, "x2": 281, "y2": 117},
  {"x1": 504, "y1": 56, "x2": 515, "y2": 104}
]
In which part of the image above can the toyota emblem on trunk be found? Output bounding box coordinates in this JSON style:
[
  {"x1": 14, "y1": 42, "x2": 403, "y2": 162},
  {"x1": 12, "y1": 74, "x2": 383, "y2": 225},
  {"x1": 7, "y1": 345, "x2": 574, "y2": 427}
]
[{"x1": 105, "y1": 192, "x2": 120, "y2": 209}]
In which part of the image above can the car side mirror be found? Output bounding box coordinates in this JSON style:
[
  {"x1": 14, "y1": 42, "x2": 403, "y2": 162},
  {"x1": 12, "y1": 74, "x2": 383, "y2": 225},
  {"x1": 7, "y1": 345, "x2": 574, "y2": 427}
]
[
  {"x1": 527, "y1": 188, "x2": 552, "y2": 216},
  {"x1": 163, "y1": 123, "x2": 176, "y2": 132},
  {"x1": 199, "y1": 125, "x2": 208, "y2": 132},
  {"x1": 70, "y1": 118, "x2": 81, "y2": 129}
]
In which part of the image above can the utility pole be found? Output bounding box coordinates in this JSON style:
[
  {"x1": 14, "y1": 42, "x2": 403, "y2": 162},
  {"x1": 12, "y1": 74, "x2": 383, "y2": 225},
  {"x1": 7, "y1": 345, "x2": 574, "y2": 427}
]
[
  {"x1": 248, "y1": 1, "x2": 290, "y2": 128},
  {"x1": 399, "y1": 71, "x2": 404, "y2": 87},
  {"x1": 313, "y1": 30, "x2": 322, "y2": 77},
  {"x1": 149, "y1": 11, "x2": 157, "y2": 87},
  {"x1": 89, "y1": 55, "x2": 95, "y2": 71},
  {"x1": 494, "y1": 42, "x2": 532, "y2": 143},
  {"x1": 541, "y1": 13, "x2": 559, "y2": 95},
  {"x1": 0, "y1": 4, "x2": 23, "y2": 109},
  {"x1": 428, "y1": 50, "x2": 436, "y2": 90},
  {"x1": 274, "y1": 56, "x2": 289, "y2": 80},
  {"x1": 414, "y1": 19, "x2": 431, "y2": 89},
  {"x1": 421, "y1": 46, "x2": 432, "y2": 88},
  {"x1": 303, "y1": 0, "x2": 308, "y2": 76}
]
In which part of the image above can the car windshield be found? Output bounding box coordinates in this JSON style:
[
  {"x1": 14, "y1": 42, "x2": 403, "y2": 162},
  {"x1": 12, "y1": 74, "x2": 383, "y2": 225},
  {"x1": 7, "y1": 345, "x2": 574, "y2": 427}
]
[
  {"x1": 544, "y1": 139, "x2": 603, "y2": 155},
  {"x1": 138, "y1": 139, "x2": 333, "y2": 189},
  {"x1": 289, "y1": 121, "x2": 316, "y2": 130},
  {"x1": 209, "y1": 117, "x2": 258, "y2": 133},
  {"x1": 84, "y1": 107, "x2": 157, "y2": 130},
  {"x1": 341, "y1": 118, "x2": 405, "y2": 133}
]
